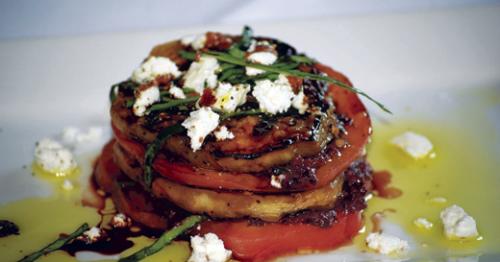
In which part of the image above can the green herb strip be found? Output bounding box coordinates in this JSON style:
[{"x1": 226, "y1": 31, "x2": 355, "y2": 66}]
[
  {"x1": 119, "y1": 215, "x2": 204, "y2": 262},
  {"x1": 143, "y1": 124, "x2": 185, "y2": 188},
  {"x1": 228, "y1": 45, "x2": 245, "y2": 59},
  {"x1": 203, "y1": 50, "x2": 391, "y2": 113},
  {"x1": 147, "y1": 96, "x2": 199, "y2": 114},
  {"x1": 182, "y1": 87, "x2": 197, "y2": 94},
  {"x1": 290, "y1": 54, "x2": 316, "y2": 65},
  {"x1": 220, "y1": 109, "x2": 264, "y2": 120},
  {"x1": 179, "y1": 50, "x2": 196, "y2": 60},
  {"x1": 109, "y1": 80, "x2": 139, "y2": 103},
  {"x1": 109, "y1": 84, "x2": 119, "y2": 102},
  {"x1": 239, "y1": 25, "x2": 253, "y2": 50},
  {"x1": 19, "y1": 223, "x2": 89, "y2": 262},
  {"x1": 125, "y1": 99, "x2": 135, "y2": 108}
]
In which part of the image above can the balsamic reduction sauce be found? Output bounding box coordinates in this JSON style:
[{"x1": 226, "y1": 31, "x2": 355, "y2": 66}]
[
  {"x1": 0, "y1": 220, "x2": 19, "y2": 237},
  {"x1": 60, "y1": 224, "x2": 162, "y2": 256},
  {"x1": 372, "y1": 170, "x2": 403, "y2": 199}
]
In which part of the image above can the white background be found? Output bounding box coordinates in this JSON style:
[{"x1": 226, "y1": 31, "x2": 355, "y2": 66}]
[{"x1": 0, "y1": 0, "x2": 499, "y2": 39}]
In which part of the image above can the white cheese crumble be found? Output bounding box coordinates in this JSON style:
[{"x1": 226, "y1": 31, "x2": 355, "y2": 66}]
[
  {"x1": 81, "y1": 227, "x2": 103, "y2": 244},
  {"x1": 182, "y1": 107, "x2": 220, "y2": 151},
  {"x1": 184, "y1": 56, "x2": 220, "y2": 94},
  {"x1": 213, "y1": 82, "x2": 250, "y2": 112},
  {"x1": 252, "y1": 74, "x2": 295, "y2": 114},
  {"x1": 414, "y1": 217, "x2": 433, "y2": 229},
  {"x1": 440, "y1": 205, "x2": 479, "y2": 239},
  {"x1": 391, "y1": 131, "x2": 434, "y2": 159},
  {"x1": 181, "y1": 33, "x2": 207, "y2": 50},
  {"x1": 247, "y1": 39, "x2": 257, "y2": 52},
  {"x1": 61, "y1": 179, "x2": 74, "y2": 191},
  {"x1": 246, "y1": 51, "x2": 278, "y2": 76},
  {"x1": 111, "y1": 213, "x2": 131, "y2": 228},
  {"x1": 132, "y1": 86, "x2": 160, "y2": 117},
  {"x1": 429, "y1": 196, "x2": 448, "y2": 204},
  {"x1": 34, "y1": 138, "x2": 76, "y2": 175},
  {"x1": 214, "y1": 126, "x2": 235, "y2": 141},
  {"x1": 188, "y1": 233, "x2": 232, "y2": 262},
  {"x1": 169, "y1": 85, "x2": 187, "y2": 99},
  {"x1": 270, "y1": 174, "x2": 285, "y2": 189},
  {"x1": 131, "y1": 56, "x2": 181, "y2": 84},
  {"x1": 292, "y1": 89, "x2": 308, "y2": 114},
  {"x1": 61, "y1": 126, "x2": 103, "y2": 147},
  {"x1": 366, "y1": 232, "x2": 409, "y2": 255}
]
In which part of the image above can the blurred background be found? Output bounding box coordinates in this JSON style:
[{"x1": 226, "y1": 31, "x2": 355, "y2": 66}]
[
  {"x1": 1, "y1": 0, "x2": 499, "y2": 40},
  {"x1": 1, "y1": 0, "x2": 499, "y2": 173}
]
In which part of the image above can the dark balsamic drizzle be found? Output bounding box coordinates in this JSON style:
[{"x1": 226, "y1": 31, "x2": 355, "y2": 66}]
[
  {"x1": 60, "y1": 224, "x2": 162, "y2": 257},
  {"x1": 60, "y1": 191, "x2": 164, "y2": 258},
  {"x1": 248, "y1": 157, "x2": 373, "y2": 228},
  {"x1": 0, "y1": 220, "x2": 20, "y2": 237}
]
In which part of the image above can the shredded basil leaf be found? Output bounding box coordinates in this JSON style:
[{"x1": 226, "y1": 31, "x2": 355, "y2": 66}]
[
  {"x1": 143, "y1": 124, "x2": 185, "y2": 188},
  {"x1": 228, "y1": 45, "x2": 245, "y2": 59},
  {"x1": 179, "y1": 50, "x2": 196, "y2": 60},
  {"x1": 19, "y1": 223, "x2": 89, "y2": 262},
  {"x1": 182, "y1": 87, "x2": 197, "y2": 94},
  {"x1": 109, "y1": 84, "x2": 119, "y2": 102},
  {"x1": 147, "y1": 96, "x2": 199, "y2": 114},
  {"x1": 119, "y1": 216, "x2": 203, "y2": 262},
  {"x1": 109, "y1": 80, "x2": 138, "y2": 103},
  {"x1": 203, "y1": 50, "x2": 391, "y2": 113},
  {"x1": 290, "y1": 54, "x2": 316, "y2": 65},
  {"x1": 125, "y1": 99, "x2": 135, "y2": 108},
  {"x1": 240, "y1": 25, "x2": 254, "y2": 50},
  {"x1": 220, "y1": 109, "x2": 264, "y2": 120}
]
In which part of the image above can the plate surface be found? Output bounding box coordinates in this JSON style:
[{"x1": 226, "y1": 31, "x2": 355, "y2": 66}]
[{"x1": 0, "y1": 4, "x2": 499, "y2": 261}]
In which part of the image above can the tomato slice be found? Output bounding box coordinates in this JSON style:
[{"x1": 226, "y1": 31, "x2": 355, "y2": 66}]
[
  {"x1": 94, "y1": 140, "x2": 121, "y2": 193},
  {"x1": 200, "y1": 212, "x2": 363, "y2": 262},
  {"x1": 112, "y1": 64, "x2": 371, "y2": 192},
  {"x1": 113, "y1": 125, "x2": 275, "y2": 191}
]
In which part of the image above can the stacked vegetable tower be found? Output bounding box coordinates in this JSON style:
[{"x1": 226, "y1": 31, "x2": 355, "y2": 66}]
[{"x1": 94, "y1": 27, "x2": 376, "y2": 261}]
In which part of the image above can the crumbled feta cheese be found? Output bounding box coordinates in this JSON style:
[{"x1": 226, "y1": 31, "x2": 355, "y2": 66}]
[
  {"x1": 61, "y1": 126, "x2": 103, "y2": 147},
  {"x1": 252, "y1": 74, "x2": 295, "y2": 114},
  {"x1": 414, "y1": 217, "x2": 433, "y2": 229},
  {"x1": 429, "y1": 196, "x2": 448, "y2": 204},
  {"x1": 214, "y1": 126, "x2": 235, "y2": 141},
  {"x1": 212, "y1": 82, "x2": 250, "y2": 112},
  {"x1": 246, "y1": 51, "x2": 278, "y2": 76},
  {"x1": 80, "y1": 227, "x2": 103, "y2": 244},
  {"x1": 111, "y1": 213, "x2": 132, "y2": 228},
  {"x1": 292, "y1": 89, "x2": 308, "y2": 114},
  {"x1": 184, "y1": 56, "x2": 220, "y2": 94},
  {"x1": 270, "y1": 174, "x2": 285, "y2": 189},
  {"x1": 181, "y1": 33, "x2": 207, "y2": 50},
  {"x1": 131, "y1": 56, "x2": 181, "y2": 84},
  {"x1": 169, "y1": 85, "x2": 187, "y2": 99},
  {"x1": 182, "y1": 107, "x2": 220, "y2": 151},
  {"x1": 188, "y1": 233, "x2": 232, "y2": 262},
  {"x1": 247, "y1": 39, "x2": 257, "y2": 52},
  {"x1": 34, "y1": 138, "x2": 76, "y2": 175},
  {"x1": 391, "y1": 131, "x2": 433, "y2": 159},
  {"x1": 366, "y1": 232, "x2": 409, "y2": 255},
  {"x1": 132, "y1": 86, "x2": 160, "y2": 117},
  {"x1": 440, "y1": 205, "x2": 479, "y2": 239},
  {"x1": 61, "y1": 179, "x2": 74, "y2": 191}
]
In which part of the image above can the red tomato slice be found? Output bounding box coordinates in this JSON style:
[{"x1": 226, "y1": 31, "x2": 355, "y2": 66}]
[
  {"x1": 94, "y1": 140, "x2": 121, "y2": 193},
  {"x1": 112, "y1": 64, "x2": 371, "y2": 192},
  {"x1": 112, "y1": 125, "x2": 275, "y2": 191},
  {"x1": 200, "y1": 212, "x2": 363, "y2": 262}
]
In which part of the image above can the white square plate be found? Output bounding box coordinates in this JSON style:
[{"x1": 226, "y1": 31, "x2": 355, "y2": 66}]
[{"x1": 0, "y1": 4, "x2": 499, "y2": 261}]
